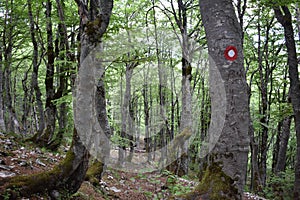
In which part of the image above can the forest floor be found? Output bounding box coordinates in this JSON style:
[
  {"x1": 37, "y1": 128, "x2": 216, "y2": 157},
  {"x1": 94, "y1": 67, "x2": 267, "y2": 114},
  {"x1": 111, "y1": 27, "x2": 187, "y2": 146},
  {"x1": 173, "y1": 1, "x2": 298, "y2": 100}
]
[{"x1": 0, "y1": 132, "x2": 266, "y2": 200}]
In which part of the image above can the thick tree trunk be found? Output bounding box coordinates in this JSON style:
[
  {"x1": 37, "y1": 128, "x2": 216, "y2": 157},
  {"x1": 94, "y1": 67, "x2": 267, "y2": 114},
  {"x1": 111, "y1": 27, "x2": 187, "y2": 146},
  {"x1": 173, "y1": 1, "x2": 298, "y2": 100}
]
[
  {"x1": 85, "y1": 71, "x2": 112, "y2": 184},
  {"x1": 183, "y1": 0, "x2": 249, "y2": 199},
  {"x1": 74, "y1": 0, "x2": 113, "y2": 185},
  {"x1": 274, "y1": 6, "x2": 300, "y2": 199}
]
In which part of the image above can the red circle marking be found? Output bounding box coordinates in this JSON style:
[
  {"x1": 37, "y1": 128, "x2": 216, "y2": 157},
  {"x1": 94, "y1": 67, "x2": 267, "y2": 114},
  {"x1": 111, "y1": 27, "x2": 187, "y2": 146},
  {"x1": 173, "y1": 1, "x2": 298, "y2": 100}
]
[{"x1": 224, "y1": 46, "x2": 238, "y2": 61}]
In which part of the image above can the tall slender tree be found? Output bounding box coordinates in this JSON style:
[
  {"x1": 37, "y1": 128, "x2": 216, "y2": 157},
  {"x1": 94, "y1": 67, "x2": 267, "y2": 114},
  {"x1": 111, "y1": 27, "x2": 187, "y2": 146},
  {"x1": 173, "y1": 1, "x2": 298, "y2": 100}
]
[
  {"x1": 28, "y1": 0, "x2": 45, "y2": 136},
  {"x1": 35, "y1": 0, "x2": 56, "y2": 146},
  {"x1": 274, "y1": 5, "x2": 300, "y2": 199},
  {"x1": 0, "y1": 34, "x2": 6, "y2": 132},
  {"x1": 151, "y1": 0, "x2": 170, "y2": 167}
]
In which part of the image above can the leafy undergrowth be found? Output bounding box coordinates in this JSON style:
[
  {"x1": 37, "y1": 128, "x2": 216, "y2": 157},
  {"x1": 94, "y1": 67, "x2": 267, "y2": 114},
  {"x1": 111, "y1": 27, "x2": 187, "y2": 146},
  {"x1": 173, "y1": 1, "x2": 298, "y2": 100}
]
[{"x1": 0, "y1": 133, "x2": 266, "y2": 200}]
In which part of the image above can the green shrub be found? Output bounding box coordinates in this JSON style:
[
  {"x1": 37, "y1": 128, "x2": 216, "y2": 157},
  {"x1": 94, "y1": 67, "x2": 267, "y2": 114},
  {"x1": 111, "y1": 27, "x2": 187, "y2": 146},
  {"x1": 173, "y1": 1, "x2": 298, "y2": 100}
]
[{"x1": 263, "y1": 169, "x2": 294, "y2": 200}]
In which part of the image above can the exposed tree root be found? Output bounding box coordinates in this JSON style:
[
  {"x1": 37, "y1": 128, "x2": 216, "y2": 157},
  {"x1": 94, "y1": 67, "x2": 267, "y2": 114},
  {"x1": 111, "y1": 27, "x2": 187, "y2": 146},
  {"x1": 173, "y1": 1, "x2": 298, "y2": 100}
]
[
  {"x1": 85, "y1": 160, "x2": 104, "y2": 186},
  {"x1": 0, "y1": 128, "x2": 89, "y2": 200},
  {"x1": 172, "y1": 162, "x2": 240, "y2": 200}
]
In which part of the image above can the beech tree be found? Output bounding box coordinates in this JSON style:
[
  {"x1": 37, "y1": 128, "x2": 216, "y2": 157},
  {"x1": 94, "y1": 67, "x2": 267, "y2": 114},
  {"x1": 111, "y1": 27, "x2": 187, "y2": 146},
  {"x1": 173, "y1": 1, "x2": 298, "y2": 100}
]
[
  {"x1": 181, "y1": 0, "x2": 250, "y2": 199},
  {"x1": 0, "y1": 0, "x2": 113, "y2": 198},
  {"x1": 274, "y1": 5, "x2": 300, "y2": 199}
]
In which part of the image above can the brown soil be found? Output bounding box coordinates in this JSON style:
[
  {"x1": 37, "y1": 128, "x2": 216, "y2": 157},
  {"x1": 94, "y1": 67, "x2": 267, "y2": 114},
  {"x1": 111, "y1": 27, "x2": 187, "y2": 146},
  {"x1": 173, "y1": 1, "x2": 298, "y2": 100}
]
[{"x1": 0, "y1": 133, "x2": 266, "y2": 200}]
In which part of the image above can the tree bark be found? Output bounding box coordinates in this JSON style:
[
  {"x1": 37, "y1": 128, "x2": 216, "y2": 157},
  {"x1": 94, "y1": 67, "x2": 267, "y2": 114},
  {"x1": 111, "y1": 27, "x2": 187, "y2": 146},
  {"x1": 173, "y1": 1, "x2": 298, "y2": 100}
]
[
  {"x1": 27, "y1": 0, "x2": 45, "y2": 135},
  {"x1": 257, "y1": 11, "x2": 269, "y2": 186},
  {"x1": 86, "y1": 70, "x2": 112, "y2": 183},
  {"x1": 143, "y1": 65, "x2": 151, "y2": 161},
  {"x1": 0, "y1": 37, "x2": 6, "y2": 132},
  {"x1": 274, "y1": 6, "x2": 300, "y2": 199},
  {"x1": 47, "y1": 0, "x2": 75, "y2": 150},
  {"x1": 178, "y1": 0, "x2": 193, "y2": 177},
  {"x1": 249, "y1": 117, "x2": 262, "y2": 193},
  {"x1": 74, "y1": 0, "x2": 113, "y2": 185},
  {"x1": 0, "y1": 0, "x2": 114, "y2": 198},
  {"x1": 151, "y1": 0, "x2": 169, "y2": 168},
  {"x1": 296, "y1": 3, "x2": 300, "y2": 42},
  {"x1": 119, "y1": 60, "x2": 136, "y2": 166},
  {"x1": 36, "y1": 0, "x2": 57, "y2": 146},
  {"x1": 275, "y1": 115, "x2": 292, "y2": 174},
  {"x1": 2, "y1": 0, "x2": 21, "y2": 134},
  {"x1": 185, "y1": 0, "x2": 249, "y2": 199}
]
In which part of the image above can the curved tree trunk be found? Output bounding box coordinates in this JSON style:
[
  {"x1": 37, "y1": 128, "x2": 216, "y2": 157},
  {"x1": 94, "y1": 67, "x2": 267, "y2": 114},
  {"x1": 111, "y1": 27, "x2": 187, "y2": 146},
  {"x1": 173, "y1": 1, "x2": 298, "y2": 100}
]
[
  {"x1": 274, "y1": 6, "x2": 300, "y2": 199},
  {"x1": 0, "y1": 0, "x2": 114, "y2": 198}
]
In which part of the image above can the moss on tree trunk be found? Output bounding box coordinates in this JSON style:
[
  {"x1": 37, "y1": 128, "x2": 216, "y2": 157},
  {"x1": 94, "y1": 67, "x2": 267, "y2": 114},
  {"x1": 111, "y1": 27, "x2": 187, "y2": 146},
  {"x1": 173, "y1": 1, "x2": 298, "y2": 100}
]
[
  {"x1": 0, "y1": 128, "x2": 89, "y2": 199},
  {"x1": 173, "y1": 162, "x2": 240, "y2": 200},
  {"x1": 85, "y1": 160, "x2": 104, "y2": 186}
]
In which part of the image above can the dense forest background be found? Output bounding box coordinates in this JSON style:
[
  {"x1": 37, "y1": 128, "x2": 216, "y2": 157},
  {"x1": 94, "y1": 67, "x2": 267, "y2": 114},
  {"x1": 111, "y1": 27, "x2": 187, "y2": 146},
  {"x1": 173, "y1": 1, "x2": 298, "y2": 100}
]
[{"x1": 0, "y1": 0, "x2": 300, "y2": 199}]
